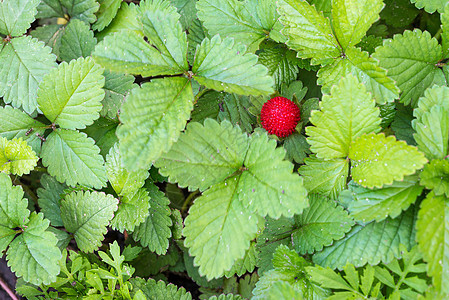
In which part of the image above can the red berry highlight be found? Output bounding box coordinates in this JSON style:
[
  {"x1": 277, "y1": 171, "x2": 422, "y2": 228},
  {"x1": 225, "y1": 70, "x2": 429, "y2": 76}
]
[{"x1": 260, "y1": 96, "x2": 300, "y2": 138}]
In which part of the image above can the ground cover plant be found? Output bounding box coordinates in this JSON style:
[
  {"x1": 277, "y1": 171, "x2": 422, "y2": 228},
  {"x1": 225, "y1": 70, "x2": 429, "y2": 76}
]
[{"x1": 0, "y1": 0, "x2": 448, "y2": 298}]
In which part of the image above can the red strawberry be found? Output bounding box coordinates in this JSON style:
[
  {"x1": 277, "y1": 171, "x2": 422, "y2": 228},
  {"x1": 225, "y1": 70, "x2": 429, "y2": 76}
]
[{"x1": 260, "y1": 96, "x2": 300, "y2": 138}]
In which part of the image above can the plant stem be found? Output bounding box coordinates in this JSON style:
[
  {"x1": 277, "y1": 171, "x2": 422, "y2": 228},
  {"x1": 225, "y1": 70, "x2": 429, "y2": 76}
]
[
  {"x1": 181, "y1": 190, "x2": 199, "y2": 213},
  {"x1": 0, "y1": 275, "x2": 18, "y2": 300}
]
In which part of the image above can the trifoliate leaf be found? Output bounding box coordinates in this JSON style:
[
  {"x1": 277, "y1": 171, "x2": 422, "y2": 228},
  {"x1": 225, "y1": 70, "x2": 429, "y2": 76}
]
[
  {"x1": 317, "y1": 47, "x2": 400, "y2": 105},
  {"x1": 131, "y1": 277, "x2": 192, "y2": 300},
  {"x1": 257, "y1": 40, "x2": 301, "y2": 91},
  {"x1": 0, "y1": 36, "x2": 57, "y2": 114},
  {"x1": 416, "y1": 192, "x2": 449, "y2": 291},
  {"x1": 374, "y1": 245, "x2": 428, "y2": 298},
  {"x1": 116, "y1": 77, "x2": 194, "y2": 171},
  {"x1": 277, "y1": 0, "x2": 341, "y2": 65},
  {"x1": 37, "y1": 174, "x2": 66, "y2": 227},
  {"x1": 192, "y1": 35, "x2": 274, "y2": 96},
  {"x1": 105, "y1": 144, "x2": 149, "y2": 196},
  {"x1": 298, "y1": 157, "x2": 349, "y2": 199},
  {"x1": 61, "y1": 190, "x2": 118, "y2": 253},
  {"x1": 183, "y1": 178, "x2": 259, "y2": 279},
  {"x1": 41, "y1": 129, "x2": 107, "y2": 189},
  {"x1": 7, "y1": 212, "x2": 61, "y2": 285},
  {"x1": 140, "y1": 0, "x2": 188, "y2": 72},
  {"x1": 306, "y1": 263, "x2": 382, "y2": 299},
  {"x1": 92, "y1": 0, "x2": 122, "y2": 31},
  {"x1": 170, "y1": 0, "x2": 197, "y2": 30},
  {"x1": 332, "y1": 0, "x2": 384, "y2": 50},
  {"x1": 59, "y1": 19, "x2": 97, "y2": 62},
  {"x1": 0, "y1": 172, "x2": 29, "y2": 230},
  {"x1": 292, "y1": 194, "x2": 354, "y2": 254},
  {"x1": 197, "y1": 0, "x2": 277, "y2": 52},
  {"x1": 217, "y1": 93, "x2": 256, "y2": 133},
  {"x1": 30, "y1": 24, "x2": 64, "y2": 59},
  {"x1": 239, "y1": 131, "x2": 308, "y2": 218},
  {"x1": 252, "y1": 245, "x2": 331, "y2": 299},
  {"x1": 132, "y1": 184, "x2": 172, "y2": 255},
  {"x1": 155, "y1": 119, "x2": 248, "y2": 191},
  {"x1": 420, "y1": 159, "x2": 449, "y2": 197},
  {"x1": 283, "y1": 133, "x2": 310, "y2": 164},
  {"x1": 0, "y1": 106, "x2": 46, "y2": 155},
  {"x1": 381, "y1": 0, "x2": 420, "y2": 28},
  {"x1": 101, "y1": 70, "x2": 136, "y2": 120},
  {"x1": 306, "y1": 74, "x2": 381, "y2": 159},
  {"x1": 347, "y1": 175, "x2": 423, "y2": 222},
  {"x1": 38, "y1": 57, "x2": 104, "y2": 130},
  {"x1": 0, "y1": 137, "x2": 38, "y2": 176},
  {"x1": 373, "y1": 29, "x2": 445, "y2": 107},
  {"x1": 414, "y1": 85, "x2": 449, "y2": 122},
  {"x1": 110, "y1": 188, "x2": 150, "y2": 232},
  {"x1": 313, "y1": 205, "x2": 417, "y2": 269},
  {"x1": 349, "y1": 133, "x2": 428, "y2": 188},
  {"x1": 0, "y1": 0, "x2": 40, "y2": 37},
  {"x1": 93, "y1": 30, "x2": 184, "y2": 77},
  {"x1": 410, "y1": 0, "x2": 446, "y2": 13},
  {"x1": 413, "y1": 106, "x2": 449, "y2": 160}
]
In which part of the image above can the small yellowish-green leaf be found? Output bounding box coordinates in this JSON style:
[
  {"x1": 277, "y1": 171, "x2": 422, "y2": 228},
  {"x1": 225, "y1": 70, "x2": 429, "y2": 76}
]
[{"x1": 0, "y1": 137, "x2": 38, "y2": 176}]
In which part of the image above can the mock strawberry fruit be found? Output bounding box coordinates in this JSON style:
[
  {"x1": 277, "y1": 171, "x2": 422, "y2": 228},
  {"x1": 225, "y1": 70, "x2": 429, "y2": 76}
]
[{"x1": 260, "y1": 96, "x2": 300, "y2": 138}]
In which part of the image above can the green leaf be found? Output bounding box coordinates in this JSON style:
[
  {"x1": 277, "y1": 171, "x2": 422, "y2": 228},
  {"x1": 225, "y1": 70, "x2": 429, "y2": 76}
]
[
  {"x1": 277, "y1": 0, "x2": 341, "y2": 65},
  {"x1": 140, "y1": 0, "x2": 189, "y2": 72},
  {"x1": 266, "y1": 281, "x2": 304, "y2": 299},
  {"x1": 7, "y1": 212, "x2": 61, "y2": 285},
  {"x1": 116, "y1": 77, "x2": 194, "y2": 171},
  {"x1": 38, "y1": 57, "x2": 105, "y2": 130},
  {"x1": 0, "y1": 0, "x2": 40, "y2": 37},
  {"x1": 299, "y1": 157, "x2": 349, "y2": 199},
  {"x1": 105, "y1": 144, "x2": 149, "y2": 196},
  {"x1": 37, "y1": 0, "x2": 100, "y2": 23},
  {"x1": 292, "y1": 194, "x2": 354, "y2": 255},
  {"x1": 317, "y1": 47, "x2": 400, "y2": 105},
  {"x1": 95, "y1": 2, "x2": 141, "y2": 40},
  {"x1": 313, "y1": 205, "x2": 418, "y2": 269},
  {"x1": 307, "y1": 263, "x2": 382, "y2": 299},
  {"x1": 192, "y1": 35, "x2": 274, "y2": 96},
  {"x1": 110, "y1": 188, "x2": 150, "y2": 232},
  {"x1": 82, "y1": 117, "x2": 118, "y2": 157},
  {"x1": 442, "y1": 4, "x2": 449, "y2": 58},
  {"x1": 420, "y1": 159, "x2": 449, "y2": 197},
  {"x1": 101, "y1": 70, "x2": 136, "y2": 120},
  {"x1": 196, "y1": 0, "x2": 277, "y2": 52},
  {"x1": 410, "y1": 0, "x2": 447, "y2": 13},
  {"x1": 41, "y1": 129, "x2": 107, "y2": 189},
  {"x1": 0, "y1": 36, "x2": 57, "y2": 114},
  {"x1": 416, "y1": 192, "x2": 449, "y2": 291},
  {"x1": 183, "y1": 251, "x2": 224, "y2": 288},
  {"x1": 347, "y1": 175, "x2": 423, "y2": 223},
  {"x1": 37, "y1": 174, "x2": 66, "y2": 227},
  {"x1": 190, "y1": 90, "x2": 223, "y2": 123},
  {"x1": 349, "y1": 133, "x2": 428, "y2": 188},
  {"x1": 0, "y1": 105, "x2": 46, "y2": 155},
  {"x1": 239, "y1": 131, "x2": 308, "y2": 218},
  {"x1": 170, "y1": 0, "x2": 197, "y2": 30},
  {"x1": 414, "y1": 85, "x2": 449, "y2": 123},
  {"x1": 391, "y1": 103, "x2": 416, "y2": 146},
  {"x1": 224, "y1": 242, "x2": 257, "y2": 277},
  {"x1": 218, "y1": 93, "x2": 256, "y2": 133},
  {"x1": 253, "y1": 245, "x2": 330, "y2": 299},
  {"x1": 30, "y1": 24, "x2": 64, "y2": 59},
  {"x1": 413, "y1": 106, "x2": 449, "y2": 160},
  {"x1": 257, "y1": 40, "x2": 301, "y2": 91},
  {"x1": 283, "y1": 133, "x2": 311, "y2": 164},
  {"x1": 130, "y1": 277, "x2": 192, "y2": 300},
  {"x1": 93, "y1": 30, "x2": 184, "y2": 77},
  {"x1": 0, "y1": 172, "x2": 29, "y2": 246},
  {"x1": 306, "y1": 74, "x2": 381, "y2": 159},
  {"x1": 132, "y1": 184, "x2": 172, "y2": 255},
  {"x1": 332, "y1": 0, "x2": 384, "y2": 50},
  {"x1": 373, "y1": 29, "x2": 445, "y2": 107},
  {"x1": 61, "y1": 190, "x2": 118, "y2": 252},
  {"x1": 92, "y1": 0, "x2": 122, "y2": 31},
  {"x1": 381, "y1": 0, "x2": 420, "y2": 28},
  {"x1": 59, "y1": 19, "x2": 97, "y2": 62},
  {"x1": 0, "y1": 137, "x2": 38, "y2": 176},
  {"x1": 183, "y1": 177, "x2": 259, "y2": 279},
  {"x1": 374, "y1": 245, "x2": 428, "y2": 297},
  {"x1": 155, "y1": 119, "x2": 248, "y2": 191}
]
